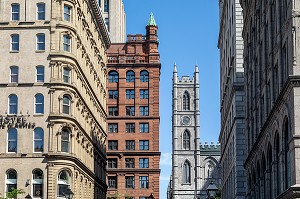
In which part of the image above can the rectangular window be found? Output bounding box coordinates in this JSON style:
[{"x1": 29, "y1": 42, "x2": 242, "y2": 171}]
[
  {"x1": 108, "y1": 90, "x2": 118, "y2": 99},
  {"x1": 63, "y1": 35, "x2": 71, "y2": 52},
  {"x1": 108, "y1": 176, "x2": 117, "y2": 189},
  {"x1": 125, "y1": 176, "x2": 134, "y2": 189},
  {"x1": 108, "y1": 141, "x2": 118, "y2": 150},
  {"x1": 108, "y1": 107, "x2": 118, "y2": 116},
  {"x1": 126, "y1": 106, "x2": 135, "y2": 116},
  {"x1": 139, "y1": 176, "x2": 149, "y2": 189},
  {"x1": 104, "y1": 0, "x2": 109, "y2": 12},
  {"x1": 125, "y1": 158, "x2": 135, "y2": 168},
  {"x1": 126, "y1": 123, "x2": 135, "y2": 133},
  {"x1": 63, "y1": 68, "x2": 71, "y2": 83},
  {"x1": 64, "y1": 5, "x2": 71, "y2": 21},
  {"x1": 126, "y1": 89, "x2": 135, "y2": 99},
  {"x1": 139, "y1": 158, "x2": 149, "y2": 168},
  {"x1": 11, "y1": 34, "x2": 19, "y2": 51},
  {"x1": 140, "y1": 89, "x2": 149, "y2": 99},
  {"x1": 11, "y1": 4, "x2": 20, "y2": 21},
  {"x1": 126, "y1": 140, "x2": 135, "y2": 150},
  {"x1": 105, "y1": 18, "x2": 109, "y2": 31},
  {"x1": 37, "y1": 3, "x2": 45, "y2": 20},
  {"x1": 139, "y1": 140, "x2": 149, "y2": 150},
  {"x1": 10, "y1": 66, "x2": 18, "y2": 83},
  {"x1": 36, "y1": 66, "x2": 45, "y2": 82},
  {"x1": 107, "y1": 158, "x2": 117, "y2": 168},
  {"x1": 108, "y1": 123, "x2": 118, "y2": 133},
  {"x1": 139, "y1": 123, "x2": 149, "y2": 133},
  {"x1": 36, "y1": 34, "x2": 45, "y2": 51},
  {"x1": 140, "y1": 106, "x2": 149, "y2": 116}
]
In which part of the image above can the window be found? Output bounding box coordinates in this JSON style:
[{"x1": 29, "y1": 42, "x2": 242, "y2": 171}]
[
  {"x1": 64, "y1": 5, "x2": 71, "y2": 21},
  {"x1": 108, "y1": 124, "x2": 118, "y2": 133},
  {"x1": 126, "y1": 123, "x2": 135, "y2": 133},
  {"x1": 8, "y1": 94, "x2": 18, "y2": 114},
  {"x1": 6, "y1": 169, "x2": 17, "y2": 193},
  {"x1": 126, "y1": 89, "x2": 135, "y2": 99},
  {"x1": 8, "y1": 128, "x2": 17, "y2": 152},
  {"x1": 183, "y1": 91, "x2": 190, "y2": 110},
  {"x1": 108, "y1": 90, "x2": 118, "y2": 99},
  {"x1": 139, "y1": 158, "x2": 149, "y2": 168},
  {"x1": 11, "y1": 34, "x2": 19, "y2": 51},
  {"x1": 125, "y1": 158, "x2": 135, "y2": 168},
  {"x1": 140, "y1": 70, "x2": 149, "y2": 82},
  {"x1": 140, "y1": 106, "x2": 149, "y2": 116},
  {"x1": 36, "y1": 66, "x2": 45, "y2": 82},
  {"x1": 34, "y1": 128, "x2": 44, "y2": 152},
  {"x1": 61, "y1": 128, "x2": 70, "y2": 152},
  {"x1": 126, "y1": 71, "x2": 135, "y2": 82},
  {"x1": 107, "y1": 159, "x2": 117, "y2": 168},
  {"x1": 139, "y1": 140, "x2": 149, "y2": 150},
  {"x1": 10, "y1": 66, "x2": 18, "y2": 83},
  {"x1": 108, "y1": 176, "x2": 117, "y2": 189},
  {"x1": 139, "y1": 176, "x2": 149, "y2": 188},
  {"x1": 63, "y1": 35, "x2": 71, "y2": 52},
  {"x1": 140, "y1": 89, "x2": 149, "y2": 99},
  {"x1": 139, "y1": 123, "x2": 149, "y2": 133},
  {"x1": 105, "y1": 18, "x2": 109, "y2": 31},
  {"x1": 104, "y1": 0, "x2": 109, "y2": 12},
  {"x1": 108, "y1": 71, "x2": 118, "y2": 82},
  {"x1": 36, "y1": 34, "x2": 45, "y2": 51},
  {"x1": 11, "y1": 4, "x2": 20, "y2": 20},
  {"x1": 108, "y1": 141, "x2": 118, "y2": 150},
  {"x1": 183, "y1": 131, "x2": 190, "y2": 150},
  {"x1": 32, "y1": 169, "x2": 43, "y2": 197},
  {"x1": 126, "y1": 106, "x2": 135, "y2": 116},
  {"x1": 57, "y1": 170, "x2": 71, "y2": 197},
  {"x1": 126, "y1": 140, "x2": 135, "y2": 150},
  {"x1": 125, "y1": 176, "x2": 134, "y2": 189},
  {"x1": 183, "y1": 161, "x2": 191, "y2": 183},
  {"x1": 108, "y1": 107, "x2": 118, "y2": 116},
  {"x1": 63, "y1": 68, "x2": 71, "y2": 83},
  {"x1": 62, "y1": 95, "x2": 71, "y2": 115},
  {"x1": 37, "y1": 3, "x2": 45, "y2": 20},
  {"x1": 35, "y1": 94, "x2": 44, "y2": 114}
]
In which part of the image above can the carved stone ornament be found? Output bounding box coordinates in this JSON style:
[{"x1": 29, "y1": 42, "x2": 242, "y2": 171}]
[{"x1": 181, "y1": 116, "x2": 191, "y2": 126}]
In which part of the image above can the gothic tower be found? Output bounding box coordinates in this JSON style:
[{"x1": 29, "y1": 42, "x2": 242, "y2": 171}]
[{"x1": 171, "y1": 64, "x2": 201, "y2": 199}]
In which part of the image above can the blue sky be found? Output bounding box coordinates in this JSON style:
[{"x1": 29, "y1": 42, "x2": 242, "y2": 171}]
[{"x1": 122, "y1": 1, "x2": 220, "y2": 198}]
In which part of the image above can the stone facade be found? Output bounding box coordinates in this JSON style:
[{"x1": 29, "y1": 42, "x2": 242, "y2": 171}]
[
  {"x1": 218, "y1": 0, "x2": 247, "y2": 198},
  {"x1": 0, "y1": 0, "x2": 109, "y2": 198},
  {"x1": 240, "y1": 0, "x2": 300, "y2": 198},
  {"x1": 105, "y1": 14, "x2": 161, "y2": 199},
  {"x1": 167, "y1": 65, "x2": 221, "y2": 199}
]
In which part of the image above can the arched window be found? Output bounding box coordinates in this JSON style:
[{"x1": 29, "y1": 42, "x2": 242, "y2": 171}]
[
  {"x1": 62, "y1": 95, "x2": 71, "y2": 115},
  {"x1": 183, "y1": 161, "x2": 191, "y2": 183},
  {"x1": 108, "y1": 71, "x2": 118, "y2": 82},
  {"x1": 32, "y1": 169, "x2": 43, "y2": 197},
  {"x1": 8, "y1": 94, "x2": 18, "y2": 114},
  {"x1": 35, "y1": 94, "x2": 44, "y2": 114},
  {"x1": 8, "y1": 128, "x2": 17, "y2": 152},
  {"x1": 10, "y1": 66, "x2": 18, "y2": 83},
  {"x1": 6, "y1": 169, "x2": 17, "y2": 193},
  {"x1": 140, "y1": 70, "x2": 149, "y2": 82},
  {"x1": 283, "y1": 118, "x2": 291, "y2": 189},
  {"x1": 183, "y1": 131, "x2": 190, "y2": 150},
  {"x1": 183, "y1": 91, "x2": 190, "y2": 110},
  {"x1": 61, "y1": 128, "x2": 70, "y2": 153},
  {"x1": 126, "y1": 70, "x2": 135, "y2": 82},
  {"x1": 34, "y1": 128, "x2": 44, "y2": 152},
  {"x1": 57, "y1": 170, "x2": 71, "y2": 197}
]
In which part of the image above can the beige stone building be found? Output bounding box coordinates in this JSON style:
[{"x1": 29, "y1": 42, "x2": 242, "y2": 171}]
[{"x1": 0, "y1": 0, "x2": 110, "y2": 198}]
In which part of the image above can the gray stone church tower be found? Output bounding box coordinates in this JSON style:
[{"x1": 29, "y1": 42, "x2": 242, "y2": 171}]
[{"x1": 167, "y1": 64, "x2": 221, "y2": 199}]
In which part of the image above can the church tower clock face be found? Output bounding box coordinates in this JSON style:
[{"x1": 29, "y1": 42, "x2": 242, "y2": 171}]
[{"x1": 181, "y1": 116, "x2": 191, "y2": 125}]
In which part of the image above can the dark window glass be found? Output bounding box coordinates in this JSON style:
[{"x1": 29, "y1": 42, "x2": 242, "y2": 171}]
[
  {"x1": 9, "y1": 94, "x2": 18, "y2": 114},
  {"x1": 140, "y1": 70, "x2": 149, "y2": 82},
  {"x1": 36, "y1": 66, "x2": 45, "y2": 82},
  {"x1": 126, "y1": 140, "x2": 135, "y2": 150},
  {"x1": 62, "y1": 95, "x2": 71, "y2": 114},
  {"x1": 125, "y1": 158, "x2": 135, "y2": 168},
  {"x1": 140, "y1": 106, "x2": 149, "y2": 116},
  {"x1": 37, "y1": 3, "x2": 45, "y2": 20},
  {"x1": 126, "y1": 123, "x2": 135, "y2": 133},
  {"x1": 10, "y1": 66, "x2": 18, "y2": 83},
  {"x1": 32, "y1": 170, "x2": 43, "y2": 197},
  {"x1": 183, "y1": 161, "x2": 191, "y2": 183},
  {"x1": 108, "y1": 71, "x2": 118, "y2": 82},
  {"x1": 126, "y1": 71, "x2": 135, "y2": 82},
  {"x1": 126, "y1": 106, "x2": 135, "y2": 116},
  {"x1": 140, "y1": 89, "x2": 149, "y2": 99},
  {"x1": 34, "y1": 128, "x2": 44, "y2": 152},
  {"x1": 108, "y1": 141, "x2": 118, "y2": 150},
  {"x1": 139, "y1": 158, "x2": 149, "y2": 168},
  {"x1": 108, "y1": 107, "x2": 118, "y2": 116},
  {"x1": 108, "y1": 123, "x2": 118, "y2": 133},
  {"x1": 8, "y1": 128, "x2": 17, "y2": 152},
  {"x1": 108, "y1": 90, "x2": 118, "y2": 99},
  {"x1": 63, "y1": 35, "x2": 71, "y2": 52},
  {"x1": 107, "y1": 159, "x2": 117, "y2": 168},
  {"x1": 126, "y1": 89, "x2": 135, "y2": 99},
  {"x1": 183, "y1": 131, "x2": 190, "y2": 150},
  {"x1": 183, "y1": 91, "x2": 190, "y2": 110},
  {"x1": 36, "y1": 34, "x2": 45, "y2": 50},
  {"x1": 139, "y1": 176, "x2": 149, "y2": 188},
  {"x1": 64, "y1": 5, "x2": 71, "y2": 21},
  {"x1": 104, "y1": 0, "x2": 109, "y2": 12},
  {"x1": 139, "y1": 140, "x2": 149, "y2": 150},
  {"x1": 61, "y1": 129, "x2": 70, "y2": 152},
  {"x1": 35, "y1": 94, "x2": 44, "y2": 114},
  {"x1": 139, "y1": 123, "x2": 149, "y2": 133},
  {"x1": 108, "y1": 176, "x2": 117, "y2": 189},
  {"x1": 11, "y1": 4, "x2": 20, "y2": 20},
  {"x1": 57, "y1": 170, "x2": 70, "y2": 197},
  {"x1": 11, "y1": 34, "x2": 19, "y2": 51}
]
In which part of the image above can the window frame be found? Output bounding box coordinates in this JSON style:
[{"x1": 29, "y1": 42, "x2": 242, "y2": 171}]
[
  {"x1": 33, "y1": 128, "x2": 44, "y2": 152},
  {"x1": 57, "y1": 170, "x2": 71, "y2": 197},
  {"x1": 139, "y1": 140, "x2": 149, "y2": 150},
  {"x1": 126, "y1": 106, "x2": 135, "y2": 116},
  {"x1": 108, "y1": 107, "x2": 118, "y2": 116},
  {"x1": 107, "y1": 158, "x2": 117, "y2": 169},
  {"x1": 108, "y1": 71, "x2": 119, "y2": 83},
  {"x1": 36, "y1": 33, "x2": 46, "y2": 51},
  {"x1": 108, "y1": 123, "x2": 118, "y2": 133},
  {"x1": 36, "y1": 3, "x2": 46, "y2": 20},
  {"x1": 63, "y1": 5, "x2": 72, "y2": 21},
  {"x1": 6, "y1": 169, "x2": 17, "y2": 194},
  {"x1": 108, "y1": 176, "x2": 117, "y2": 189},
  {"x1": 139, "y1": 123, "x2": 149, "y2": 133},
  {"x1": 61, "y1": 128, "x2": 70, "y2": 153},
  {"x1": 125, "y1": 158, "x2": 135, "y2": 168},
  {"x1": 32, "y1": 169, "x2": 43, "y2": 198},
  {"x1": 11, "y1": 34, "x2": 19, "y2": 52},
  {"x1": 35, "y1": 93, "x2": 44, "y2": 114},
  {"x1": 126, "y1": 71, "x2": 135, "y2": 82},
  {"x1": 62, "y1": 95, "x2": 71, "y2": 115},
  {"x1": 126, "y1": 89, "x2": 135, "y2": 99},
  {"x1": 140, "y1": 70, "x2": 149, "y2": 82},
  {"x1": 63, "y1": 67, "x2": 71, "y2": 83},
  {"x1": 63, "y1": 35, "x2": 71, "y2": 52},
  {"x1": 139, "y1": 106, "x2": 149, "y2": 116},
  {"x1": 126, "y1": 140, "x2": 135, "y2": 150},
  {"x1": 140, "y1": 89, "x2": 149, "y2": 99},
  {"x1": 139, "y1": 176, "x2": 149, "y2": 189},
  {"x1": 139, "y1": 158, "x2": 149, "y2": 168},
  {"x1": 183, "y1": 131, "x2": 190, "y2": 150},
  {"x1": 126, "y1": 123, "x2": 135, "y2": 133},
  {"x1": 8, "y1": 94, "x2": 18, "y2": 115},
  {"x1": 10, "y1": 66, "x2": 19, "y2": 83},
  {"x1": 36, "y1": 65, "x2": 45, "y2": 82},
  {"x1": 108, "y1": 140, "x2": 118, "y2": 150},
  {"x1": 7, "y1": 128, "x2": 17, "y2": 153},
  {"x1": 11, "y1": 4, "x2": 20, "y2": 21},
  {"x1": 108, "y1": 90, "x2": 118, "y2": 99}
]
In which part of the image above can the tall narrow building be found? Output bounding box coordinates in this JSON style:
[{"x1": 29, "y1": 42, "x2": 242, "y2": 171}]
[
  {"x1": 106, "y1": 13, "x2": 161, "y2": 199},
  {"x1": 0, "y1": 0, "x2": 109, "y2": 198},
  {"x1": 170, "y1": 64, "x2": 201, "y2": 199},
  {"x1": 218, "y1": 0, "x2": 247, "y2": 198}
]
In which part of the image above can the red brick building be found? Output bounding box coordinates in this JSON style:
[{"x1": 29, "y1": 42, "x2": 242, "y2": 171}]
[{"x1": 106, "y1": 13, "x2": 161, "y2": 199}]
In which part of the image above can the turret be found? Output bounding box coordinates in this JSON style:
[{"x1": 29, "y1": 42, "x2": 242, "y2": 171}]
[{"x1": 146, "y1": 12, "x2": 159, "y2": 63}]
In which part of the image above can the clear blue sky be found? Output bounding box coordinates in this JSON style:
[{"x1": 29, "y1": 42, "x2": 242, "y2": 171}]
[{"x1": 122, "y1": 1, "x2": 220, "y2": 198}]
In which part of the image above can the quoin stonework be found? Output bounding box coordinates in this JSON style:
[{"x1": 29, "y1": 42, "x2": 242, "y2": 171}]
[{"x1": 0, "y1": 0, "x2": 110, "y2": 198}]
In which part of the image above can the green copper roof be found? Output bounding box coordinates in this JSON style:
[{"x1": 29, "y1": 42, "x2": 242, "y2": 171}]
[{"x1": 147, "y1": 12, "x2": 157, "y2": 26}]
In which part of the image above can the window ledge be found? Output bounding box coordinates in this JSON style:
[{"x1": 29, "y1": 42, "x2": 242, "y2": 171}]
[
  {"x1": 33, "y1": 82, "x2": 45, "y2": 86},
  {"x1": 33, "y1": 114, "x2": 44, "y2": 117},
  {"x1": 9, "y1": 51, "x2": 19, "y2": 53},
  {"x1": 7, "y1": 83, "x2": 18, "y2": 86},
  {"x1": 35, "y1": 50, "x2": 45, "y2": 53}
]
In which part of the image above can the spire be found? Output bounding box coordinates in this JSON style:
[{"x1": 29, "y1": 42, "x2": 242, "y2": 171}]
[
  {"x1": 173, "y1": 62, "x2": 177, "y2": 73},
  {"x1": 147, "y1": 12, "x2": 157, "y2": 26},
  {"x1": 195, "y1": 64, "x2": 199, "y2": 72}
]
